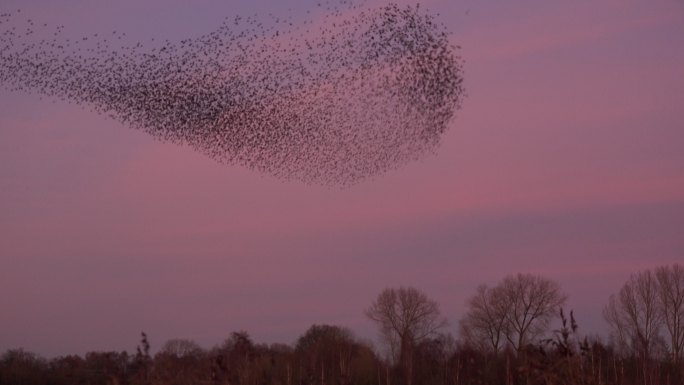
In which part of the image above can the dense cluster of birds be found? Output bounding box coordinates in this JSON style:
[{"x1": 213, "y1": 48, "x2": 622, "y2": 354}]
[{"x1": 0, "y1": 2, "x2": 464, "y2": 185}]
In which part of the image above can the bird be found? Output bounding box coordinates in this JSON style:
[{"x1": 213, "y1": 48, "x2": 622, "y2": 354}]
[{"x1": 0, "y1": 1, "x2": 465, "y2": 186}]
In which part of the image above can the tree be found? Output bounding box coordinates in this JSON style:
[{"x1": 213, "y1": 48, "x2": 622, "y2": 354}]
[
  {"x1": 655, "y1": 264, "x2": 684, "y2": 363},
  {"x1": 160, "y1": 339, "x2": 203, "y2": 358},
  {"x1": 83, "y1": 351, "x2": 129, "y2": 385},
  {"x1": 604, "y1": 270, "x2": 662, "y2": 361},
  {"x1": 604, "y1": 269, "x2": 667, "y2": 385},
  {"x1": 0, "y1": 349, "x2": 48, "y2": 385},
  {"x1": 366, "y1": 286, "x2": 447, "y2": 385},
  {"x1": 498, "y1": 273, "x2": 567, "y2": 351},
  {"x1": 213, "y1": 331, "x2": 257, "y2": 385},
  {"x1": 459, "y1": 284, "x2": 510, "y2": 354},
  {"x1": 155, "y1": 339, "x2": 207, "y2": 385},
  {"x1": 412, "y1": 333, "x2": 456, "y2": 385},
  {"x1": 295, "y1": 324, "x2": 356, "y2": 384},
  {"x1": 460, "y1": 274, "x2": 567, "y2": 354}
]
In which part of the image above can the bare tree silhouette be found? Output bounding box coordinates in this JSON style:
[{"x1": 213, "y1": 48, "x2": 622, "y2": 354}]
[{"x1": 366, "y1": 286, "x2": 447, "y2": 385}]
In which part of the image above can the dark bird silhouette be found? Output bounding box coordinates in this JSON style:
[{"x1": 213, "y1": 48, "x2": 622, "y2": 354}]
[{"x1": 0, "y1": 1, "x2": 465, "y2": 186}]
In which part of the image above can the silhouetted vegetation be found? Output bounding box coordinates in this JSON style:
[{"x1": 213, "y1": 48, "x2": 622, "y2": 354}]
[{"x1": 2, "y1": 265, "x2": 683, "y2": 385}]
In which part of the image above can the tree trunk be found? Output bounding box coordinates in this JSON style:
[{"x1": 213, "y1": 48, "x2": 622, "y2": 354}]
[{"x1": 399, "y1": 336, "x2": 413, "y2": 385}]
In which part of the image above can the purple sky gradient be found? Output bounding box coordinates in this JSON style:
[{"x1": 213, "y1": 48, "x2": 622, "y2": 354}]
[{"x1": 1, "y1": 0, "x2": 683, "y2": 357}]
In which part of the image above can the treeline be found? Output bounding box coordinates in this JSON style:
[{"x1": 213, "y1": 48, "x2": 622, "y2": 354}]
[{"x1": 1, "y1": 264, "x2": 683, "y2": 385}]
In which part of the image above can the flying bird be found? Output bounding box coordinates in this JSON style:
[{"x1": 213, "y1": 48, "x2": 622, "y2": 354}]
[{"x1": 0, "y1": 1, "x2": 465, "y2": 186}]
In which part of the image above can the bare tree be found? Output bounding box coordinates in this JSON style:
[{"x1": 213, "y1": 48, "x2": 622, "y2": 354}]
[
  {"x1": 459, "y1": 274, "x2": 566, "y2": 354},
  {"x1": 604, "y1": 270, "x2": 662, "y2": 361},
  {"x1": 499, "y1": 274, "x2": 567, "y2": 351},
  {"x1": 156, "y1": 339, "x2": 207, "y2": 385},
  {"x1": 655, "y1": 264, "x2": 684, "y2": 363},
  {"x1": 160, "y1": 339, "x2": 203, "y2": 358},
  {"x1": 459, "y1": 285, "x2": 510, "y2": 354},
  {"x1": 366, "y1": 286, "x2": 447, "y2": 385}
]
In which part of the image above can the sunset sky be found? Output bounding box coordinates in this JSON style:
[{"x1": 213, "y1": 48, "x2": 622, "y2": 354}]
[{"x1": 1, "y1": 0, "x2": 683, "y2": 357}]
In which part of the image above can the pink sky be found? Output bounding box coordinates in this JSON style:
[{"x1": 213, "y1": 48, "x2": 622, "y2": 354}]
[{"x1": 1, "y1": 0, "x2": 683, "y2": 357}]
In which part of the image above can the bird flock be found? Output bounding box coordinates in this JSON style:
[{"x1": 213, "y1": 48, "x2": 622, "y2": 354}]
[{"x1": 0, "y1": 2, "x2": 465, "y2": 186}]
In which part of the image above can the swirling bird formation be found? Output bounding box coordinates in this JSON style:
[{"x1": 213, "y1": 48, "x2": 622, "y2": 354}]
[{"x1": 0, "y1": 2, "x2": 464, "y2": 186}]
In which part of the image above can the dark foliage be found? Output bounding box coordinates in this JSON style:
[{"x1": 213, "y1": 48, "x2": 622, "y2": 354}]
[
  {"x1": 3, "y1": 266, "x2": 683, "y2": 384},
  {"x1": 2, "y1": 321, "x2": 682, "y2": 385}
]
